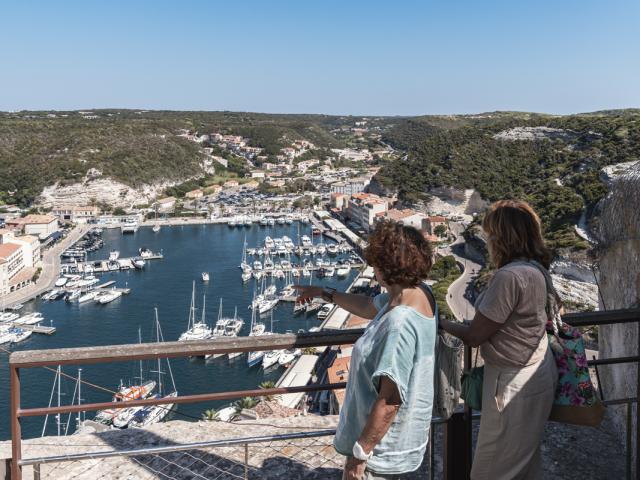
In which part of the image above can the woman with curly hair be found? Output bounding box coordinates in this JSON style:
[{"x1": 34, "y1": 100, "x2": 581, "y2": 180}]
[
  {"x1": 295, "y1": 220, "x2": 437, "y2": 480},
  {"x1": 440, "y1": 200, "x2": 558, "y2": 479}
]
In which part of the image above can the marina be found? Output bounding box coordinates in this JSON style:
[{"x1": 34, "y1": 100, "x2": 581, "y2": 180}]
[{"x1": 0, "y1": 222, "x2": 359, "y2": 440}]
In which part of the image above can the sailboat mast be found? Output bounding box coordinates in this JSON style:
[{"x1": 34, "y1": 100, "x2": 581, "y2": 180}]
[
  {"x1": 138, "y1": 327, "x2": 143, "y2": 384},
  {"x1": 155, "y1": 308, "x2": 162, "y2": 395},
  {"x1": 56, "y1": 365, "x2": 61, "y2": 437},
  {"x1": 201, "y1": 295, "x2": 206, "y2": 326}
]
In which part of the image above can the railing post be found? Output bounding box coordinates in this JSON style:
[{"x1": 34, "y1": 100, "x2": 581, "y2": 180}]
[
  {"x1": 444, "y1": 344, "x2": 473, "y2": 480},
  {"x1": 10, "y1": 366, "x2": 22, "y2": 480},
  {"x1": 244, "y1": 443, "x2": 249, "y2": 480}
]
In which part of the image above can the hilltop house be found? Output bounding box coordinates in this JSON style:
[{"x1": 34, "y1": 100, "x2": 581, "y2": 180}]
[
  {"x1": 423, "y1": 215, "x2": 447, "y2": 235},
  {"x1": 52, "y1": 205, "x2": 100, "y2": 224},
  {"x1": 185, "y1": 189, "x2": 204, "y2": 200},
  {"x1": 347, "y1": 193, "x2": 388, "y2": 232},
  {"x1": 157, "y1": 197, "x2": 176, "y2": 213}
]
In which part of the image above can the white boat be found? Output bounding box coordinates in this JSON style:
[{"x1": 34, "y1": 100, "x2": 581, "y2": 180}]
[
  {"x1": 109, "y1": 250, "x2": 120, "y2": 261},
  {"x1": 224, "y1": 313, "x2": 244, "y2": 336},
  {"x1": 336, "y1": 266, "x2": 350, "y2": 277},
  {"x1": 0, "y1": 312, "x2": 19, "y2": 323},
  {"x1": 54, "y1": 277, "x2": 68, "y2": 287},
  {"x1": 139, "y1": 248, "x2": 153, "y2": 258},
  {"x1": 253, "y1": 260, "x2": 262, "y2": 271},
  {"x1": 0, "y1": 328, "x2": 15, "y2": 345},
  {"x1": 94, "y1": 379, "x2": 156, "y2": 425},
  {"x1": 325, "y1": 267, "x2": 335, "y2": 277},
  {"x1": 133, "y1": 258, "x2": 146, "y2": 269},
  {"x1": 267, "y1": 218, "x2": 275, "y2": 227},
  {"x1": 317, "y1": 303, "x2": 334, "y2": 320},
  {"x1": 327, "y1": 244, "x2": 339, "y2": 255},
  {"x1": 228, "y1": 217, "x2": 237, "y2": 227},
  {"x1": 179, "y1": 287, "x2": 213, "y2": 342},
  {"x1": 291, "y1": 268, "x2": 300, "y2": 277},
  {"x1": 278, "y1": 348, "x2": 301, "y2": 367},
  {"x1": 14, "y1": 312, "x2": 44, "y2": 325},
  {"x1": 264, "y1": 236, "x2": 275, "y2": 249},
  {"x1": 97, "y1": 289, "x2": 123, "y2": 304},
  {"x1": 283, "y1": 236, "x2": 294, "y2": 250},
  {"x1": 253, "y1": 270, "x2": 264, "y2": 280},
  {"x1": 262, "y1": 350, "x2": 281, "y2": 369},
  {"x1": 257, "y1": 297, "x2": 278, "y2": 314},
  {"x1": 217, "y1": 406, "x2": 238, "y2": 422},
  {"x1": 259, "y1": 218, "x2": 268, "y2": 226},
  {"x1": 276, "y1": 217, "x2": 286, "y2": 225},
  {"x1": 301, "y1": 235, "x2": 312, "y2": 248},
  {"x1": 316, "y1": 244, "x2": 326, "y2": 255},
  {"x1": 241, "y1": 271, "x2": 252, "y2": 283},
  {"x1": 206, "y1": 300, "x2": 234, "y2": 359},
  {"x1": 274, "y1": 269, "x2": 285, "y2": 279},
  {"x1": 152, "y1": 223, "x2": 161, "y2": 233},
  {"x1": 302, "y1": 268, "x2": 311, "y2": 277},
  {"x1": 121, "y1": 222, "x2": 138, "y2": 234},
  {"x1": 78, "y1": 290, "x2": 99, "y2": 304},
  {"x1": 9, "y1": 327, "x2": 32, "y2": 343},
  {"x1": 202, "y1": 272, "x2": 210, "y2": 282},
  {"x1": 65, "y1": 290, "x2": 82, "y2": 302},
  {"x1": 247, "y1": 248, "x2": 257, "y2": 256}
]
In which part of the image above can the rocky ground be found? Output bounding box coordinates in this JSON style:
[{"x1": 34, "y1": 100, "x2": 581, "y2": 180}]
[{"x1": 0, "y1": 411, "x2": 626, "y2": 479}]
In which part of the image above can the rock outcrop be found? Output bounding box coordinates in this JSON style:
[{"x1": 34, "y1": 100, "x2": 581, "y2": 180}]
[{"x1": 596, "y1": 160, "x2": 640, "y2": 467}]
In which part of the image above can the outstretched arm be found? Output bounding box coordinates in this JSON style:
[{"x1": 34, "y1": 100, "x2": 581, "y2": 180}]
[{"x1": 294, "y1": 285, "x2": 379, "y2": 319}]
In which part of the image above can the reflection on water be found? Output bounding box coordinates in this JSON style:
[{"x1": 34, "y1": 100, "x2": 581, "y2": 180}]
[{"x1": 0, "y1": 223, "x2": 358, "y2": 439}]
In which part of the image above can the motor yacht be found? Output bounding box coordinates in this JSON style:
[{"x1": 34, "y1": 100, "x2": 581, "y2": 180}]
[
  {"x1": 97, "y1": 289, "x2": 123, "y2": 304},
  {"x1": 202, "y1": 272, "x2": 210, "y2": 282},
  {"x1": 278, "y1": 348, "x2": 301, "y2": 367}
]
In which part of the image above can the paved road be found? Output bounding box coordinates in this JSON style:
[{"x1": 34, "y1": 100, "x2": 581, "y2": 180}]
[
  {"x1": 2, "y1": 225, "x2": 90, "y2": 308},
  {"x1": 442, "y1": 224, "x2": 483, "y2": 322}
]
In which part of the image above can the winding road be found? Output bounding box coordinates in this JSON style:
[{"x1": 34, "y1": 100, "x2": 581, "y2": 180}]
[{"x1": 441, "y1": 223, "x2": 483, "y2": 322}]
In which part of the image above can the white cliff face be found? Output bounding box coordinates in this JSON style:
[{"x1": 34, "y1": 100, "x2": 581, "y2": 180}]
[
  {"x1": 596, "y1": 161, "x2": 640, "y2": 461},
  {"x1": 492, "y1": 126, "x2": 580, "y2": 141},
  {"x1": 37, "y1": 173, "x2": 205, "y2": 209}
]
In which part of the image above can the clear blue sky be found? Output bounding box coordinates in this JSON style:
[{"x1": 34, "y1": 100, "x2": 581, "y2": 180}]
[{"x1": 1, "y1": 0, "x2": 638, "y2": 115}]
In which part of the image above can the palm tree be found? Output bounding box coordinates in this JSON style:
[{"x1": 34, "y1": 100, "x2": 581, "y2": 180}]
[
  {"x1": 234, "y1": 396, "x2": 259, "y2": 413},
  {"x1": 201, "y1": 409, "x2": 220, "y2": 421},
  {"x1": 259, "y1": 380, "x2": 279, "y2": 402}
]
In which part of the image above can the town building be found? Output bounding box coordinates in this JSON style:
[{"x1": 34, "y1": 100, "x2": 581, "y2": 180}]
[
  {"x1": 6, "y1": 215, "x2": 59, "y2": 239},
  {"x1": 156, "y1": 197, "x2": 176, "y2": 213},
  {"x1": 52, "y1": 205, "x2": 100, "y2": 224},
  {"x1": 9, "y1": 235, "x2": 41, "y2": 268},
  {"x1": 204, "y1": 185, "x2": 223, "y2": 195},
  {"x1": 330, "y1": 193, "x2": 350, "y2": 212},
  {"x1": 423, "y1": 215, "x2": 448, "y2": 235},
  {"x1": 347, "y1": 193, "x2": 388, "y2": 232},
  {"x1": 223, "y1": 179, "x2": 239, "y2": 188},
  {"x1": 381, "y1": 208, "x2": 426, "y2": 229},
  {"x1": 330, "y1": 177, "x2": 370, "y2": 195},
  {"x1": 0, "y1": 243, "x2": 26, "y2": 295},
  {"x1": 185, "y1": 189, "x2": 204, "y2": 200}
]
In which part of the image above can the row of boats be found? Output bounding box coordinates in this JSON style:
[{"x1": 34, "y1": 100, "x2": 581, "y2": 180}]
[
  {"x1": 227, "y1": 215, "x2": 310, "y2": 227},
  {"x1": 247, "y1": 235, "x2": 353, "y2": 258},
  {"x1": 62, "y1": 228, "x2": 104, "y2": 259},
  {"x1": 178, "y1": 283, "x2": 307, "y2": 370}
]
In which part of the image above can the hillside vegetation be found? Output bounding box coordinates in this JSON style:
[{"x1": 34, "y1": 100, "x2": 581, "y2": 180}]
[
  {"x1": 376, "y1": 110, "x2": 640, "y2": 249},
  {"x1": 0, "y1": 110, "x2": 360, "y2": 206}
]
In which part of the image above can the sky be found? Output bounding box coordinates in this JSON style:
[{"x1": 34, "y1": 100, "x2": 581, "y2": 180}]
[{"x1": 0, "y1": 0, "x2": 638, "y2": 116}]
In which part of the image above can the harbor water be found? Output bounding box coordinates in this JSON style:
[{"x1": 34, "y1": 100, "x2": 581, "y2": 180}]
[{"x1": 0, "y1": 223, "x2": 358, "y2": 439}]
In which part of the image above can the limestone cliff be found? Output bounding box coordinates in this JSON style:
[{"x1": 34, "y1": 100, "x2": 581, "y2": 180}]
[{"x1": 596, "y1": 160, "x2": 640, "y2": 459}]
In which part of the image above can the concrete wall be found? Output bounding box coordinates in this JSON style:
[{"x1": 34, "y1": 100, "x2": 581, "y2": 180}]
[{"x1": 597, "y1": 161, "x2": 640, "y2": 461}]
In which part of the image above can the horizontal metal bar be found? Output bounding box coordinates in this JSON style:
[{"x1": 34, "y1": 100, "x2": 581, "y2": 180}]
[
  {"x1": 588, "y1": 356, "x2": 640, "y2": 367},
  {"x1": 603, "y1": 397, "x2": 638, "y2": 407},
  {"x1": 20, "y1": 414, "x2": 466, "y2": 467},
  {"x1": 563, "y1": 308, "x2": 640, "y2": 327},
  {"x1": 19, "y1": 429, "x2": 338, "y2": 466},
  {"x1": 18, "y1": 382, "x2": 347, "y2": 418},
  {"x1": 9, "y1": 330, "x2": 365, "y2": 368}
]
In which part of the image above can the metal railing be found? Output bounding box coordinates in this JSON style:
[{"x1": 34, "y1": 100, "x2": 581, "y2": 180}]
[{"x1": 6, "y1": 308, "x2": 640, "y2": 479}]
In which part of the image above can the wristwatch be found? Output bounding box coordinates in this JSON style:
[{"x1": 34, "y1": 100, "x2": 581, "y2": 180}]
[
  {"x1": 352, "y1": 441, "x2": 373, "y2": 461},
  {"x1": 321, "y1": 287, "x2": 337, "y2": 303}
]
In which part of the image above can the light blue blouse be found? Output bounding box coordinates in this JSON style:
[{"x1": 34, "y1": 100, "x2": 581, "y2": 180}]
[{"x1": 333, "y1": 290, "x2": 437, "y2": 474}]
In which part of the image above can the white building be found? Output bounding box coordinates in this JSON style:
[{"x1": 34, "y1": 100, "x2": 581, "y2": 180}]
[
  {"x1": 330, "y1": 177, "x2": 370, "y2": 195},
  {"x1": 347, "y1": 193, "x2": 388, "y2": 232},
  {"x1": 52, "y1": 206, "x2": 100, "y2": 224},
  {"x1": 16, "y1": 214, "x2": 59, "y2": 239}
]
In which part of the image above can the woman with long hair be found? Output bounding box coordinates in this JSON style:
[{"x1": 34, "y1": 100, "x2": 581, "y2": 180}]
[
  {"x1": 295, "y1": 220, "x2": 437, "y2": 479},
  {"x1": 440, "y1": 200, "x2": 557, "y2": 479}
]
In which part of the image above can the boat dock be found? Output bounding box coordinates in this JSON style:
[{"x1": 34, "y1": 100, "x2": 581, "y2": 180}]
[
  {"x1": 7, "y1": 323, "x2": 57, "y2": 335},
  {"x1": 64, "y1": 254, "x2": 163, "y2": 273}
]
